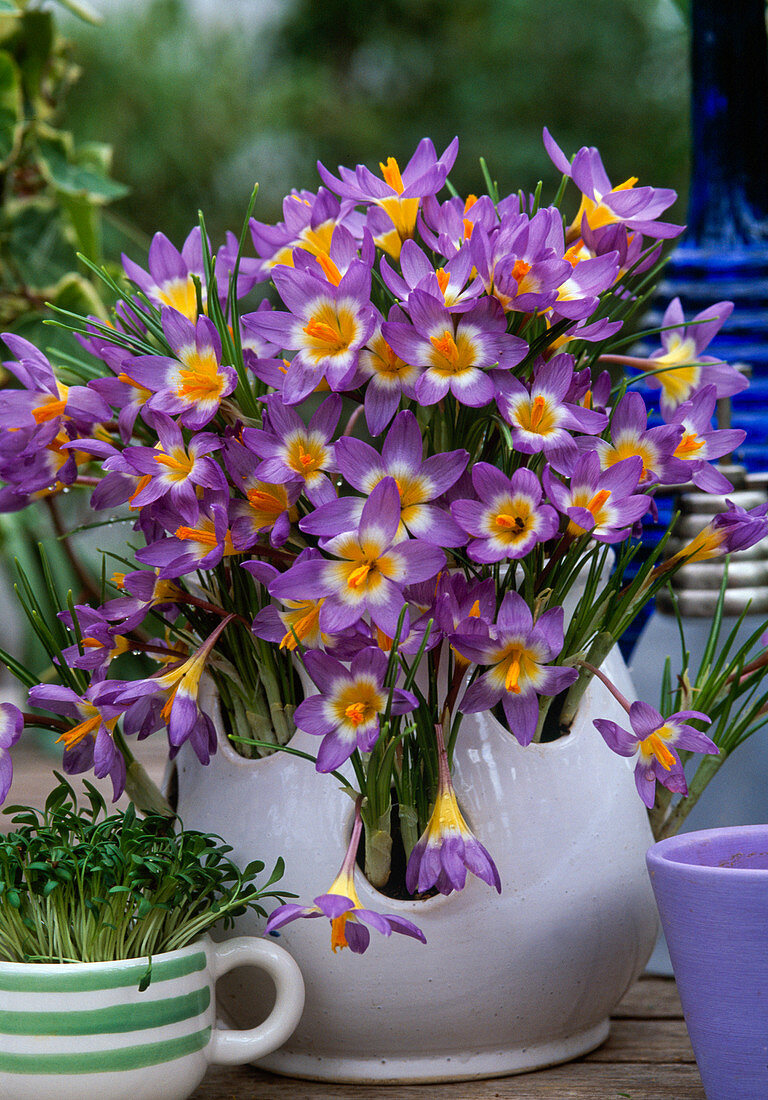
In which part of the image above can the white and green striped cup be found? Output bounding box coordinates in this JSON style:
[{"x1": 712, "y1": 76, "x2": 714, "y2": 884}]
[{"x1": 0, "y1": 934, "x2": 305, "y2": 1100}]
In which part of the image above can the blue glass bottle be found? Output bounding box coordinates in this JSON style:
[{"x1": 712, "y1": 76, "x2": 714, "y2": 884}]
[
  {"x1": 655, "y1": 0, "x2": 768, "y2": 471},
  {"x1": 623, "y1": 0, "x2": 768, "y2": 657}
]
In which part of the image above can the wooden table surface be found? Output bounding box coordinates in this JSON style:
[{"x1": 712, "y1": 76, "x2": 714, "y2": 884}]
[
  {"x1": 8, "y1": 746, "x2": 704, "y2": 1099},
  {"x1": 189, "y1": 977, "x2": 704, "y2": 1100}
]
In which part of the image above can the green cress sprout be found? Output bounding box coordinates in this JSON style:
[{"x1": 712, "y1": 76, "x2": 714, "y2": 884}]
[{"x1": 0, "y1": 774, "x2": 291, "y2": 965}]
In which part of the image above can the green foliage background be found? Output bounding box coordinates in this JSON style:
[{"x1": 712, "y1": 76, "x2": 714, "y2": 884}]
[{"x1": 63, "y1": 0, "x2": 690, "y2": 250}]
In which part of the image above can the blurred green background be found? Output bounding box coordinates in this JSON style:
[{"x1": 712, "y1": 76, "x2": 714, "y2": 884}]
[{"x1": 63, "y1": 0, "x2": 690, "y2": 252}]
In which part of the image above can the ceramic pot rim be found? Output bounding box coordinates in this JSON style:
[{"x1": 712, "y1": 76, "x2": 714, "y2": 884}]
[
  {"x1": 208, "y1": 683, "x2": 597, "y2": 771},
  {"x1": 0, "y1": 934, "x2": 209, "y2": 976},
  {"x1": 647, "y1": 824, "x2": 768, "y2": 878}
]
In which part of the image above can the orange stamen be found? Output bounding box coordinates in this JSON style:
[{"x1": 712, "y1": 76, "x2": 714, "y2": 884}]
[
  {"x1": 247, "y1": 488, "x2": 287, "y2": 515},
  {"x1": 588, "y1": 489, "x2": 611, "y2": 516},
  {"x1": 643, "y1": 732, "x2": 676, "y2": 771},
  {"x1": 344, "y1": 701, "x2": 368, "y2": 726},
  {"x1": 504, "y1": 652, "x2": 522, "y2": 694},
  {"x1": 379, "y1": 157, "x2": 405, "y2": 193},
  {"x1": 175, "y1": 525, "x2": 218, "y2": 546},
  {"x1": 347, "y1": 562, "x2": 372, "y2": 589},
  {"x1": 430, "y1": 329, "x2": 459, "y2": 369},
  {"x1": 279, "y1": 601, "x2": 323, "y2": 650},
  {"x1": 529, "y1": 394, "x2": 547, "y2": 431},
  {"x1": 155, "y1": 451, "x2": 193, "y2": 474},
  {"x1": 511, "y1": 259, "x2": 531, "y2": 283},
  {"x1": 316, "y1": 252, "x2": 342, "y2": 286},
  {"x1": 177, "y1": 358, "x2": 224, "y2": 404},
  {"x1": 32, "y1": 397, "x2": 67, "y2": 424},
  {"x1": 56, "y1": 713, "x2": 102, "y2": 749},
  {"x1": 304, "y1": 318, "x2": 342, "y2": 345},
  {"x1": 128, "y1": 474, "x2": 152, "y2": 508},
  {"x1": 330, "y1": 913, "x2": 350, "y2": 952},
  {"x1": 674, "y1": 432, "x2": 706, "y2": 459},
  {"x1": 496, "y1": 513, "x2": 526, "y2": 531}
]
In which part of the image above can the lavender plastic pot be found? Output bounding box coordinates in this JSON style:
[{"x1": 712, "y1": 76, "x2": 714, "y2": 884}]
[{"x1": 647, "y1": 825, "x2": 768, "y2": 1100}]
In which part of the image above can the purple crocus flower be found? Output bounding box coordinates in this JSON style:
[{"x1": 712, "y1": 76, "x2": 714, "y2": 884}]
[
  {"x1": 470, "y1": 208, "x2": 572, "y2": 314},
  {"x1": 383, "y1": 291, "x2": 527, "y2": 408},
  {"x1": 136, "y1": 502, "x2": 236, "y2": 578},
  {"x1": 59, "y1": 605, "x2": 130, "y2": 672},
  {"x1": 249, "y1": 186, "x2": 363, "y2": 278},
  {"x1": 88, "y1": 357, "x2": 154, "y2": 444},
  {"x1": 496, "y1": 353, "x2": 607, "y2": 472},
  {"x1": 225, "y1": 438, "x2": 302, "y2": 549},
  {"x1": 0, "y1": 333, "x2": 111, "y2": 430},
  {"x1": 318, "y1": 137, "x2": 458, "y2": 259},
  {"x1": 270, "y1": 477, "x2": 445, "y2": 638},
  {"x1": 550, "y1": 250, "x2": 621, "y2": 323},
  {"x1": 54, "y1": 435, "x2": 145, "y2": 514},
  {"x1": 451, "y1": 464, "x2": 559, "y2": 563},
  {"x1": 581, "y1": 390, "x2": 688, "y2": 487},
  {"x1": 380, "y1": 239, "x2": 483, "y2": 314},
  {"x1": 266, "y1": 799, "x2": 426, "y2": 954},
  {"x1": 291, "y1": 222, "x2": 375, "y2": 288},
  {"x1": 105, "y1": 414, "x2": 226, "y2": 525},
  {"x1": 594, "y1": 702, "x2": 717, "y2": 808},
  {"x1": 244, "y1": 261, "x2": 377, "y2": 405},
  {"x1": 647, "y1": 298, "x2": 746, "y2": 418},
  {"x1": 242, "y1": 392, "x2": 340, "y2": 506},
  {"x1": 294, "y1": 647, "x2": 417, "y2": 772},
  {"x1": 418, "y1": 191, "x2": 499, "y2": 258},
  {"x1": 569, "y1": 219, "x2": 661, "y2": 281},
  {"x1": 0, "y1": 420, "x2": 79, "y2": 507},
  {"x1": 0, "y1": 702, "x2": 23, "y2": 804},
  {"x1": 406, "y1": 722, "x2": 500, "y2": 896},
  {"x1": 430, "y1": 572, "x2": 496, "y2": 648},
  {"x1": 123, "y1": 309, "x2": 238, "y2": 430},
  {"x1": 543, "y1": 452, "x2": 650, "y2": 543},
  {"x1": 121, "y1": 225, "x2": 259, "y2": 314},
  {"x1": 121, "y1": 228, "x2": 205, "y2": 322},
  {"x1": 246, "y1": 553, "x2": 330, "y2": 653},
  {"x1": 301, "y1": 410, "x2": 468, "y2": 546},
  {"x1": 240, "y1": 300, "x2": 281, "y2": 369},
  {"x1": 543, "y1": 128, "x2": 682, "y2": 240},
  {"x1": 664, "y1": 499, "x2": 768, "y2": 569},
  {"x1": 100, "y1": 569, "x2": 184, "y2": 634},
  {"x1": 664, "y1": 384, "x2": 746, "y2": 493},
  {"x1": 110, "y1": 616, "x2": 234, "y2": 764},
  {"x1": 454, "y1": 592, "x2": 578, "y2": 746},
  {"x1": 27, "y1": 680, "x2": 126, "y2": 799},
  {"x1": 357, "y1": 306, "x2": 423, "y2": 436}
]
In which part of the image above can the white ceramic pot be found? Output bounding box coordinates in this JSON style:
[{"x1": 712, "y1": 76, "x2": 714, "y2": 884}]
[
  {"x1": 171, "y1": 644, "x2": 658, "y2": 1084},
  {"x1": 0, "y1": 934, "x2": 305, "y2": 1100}
]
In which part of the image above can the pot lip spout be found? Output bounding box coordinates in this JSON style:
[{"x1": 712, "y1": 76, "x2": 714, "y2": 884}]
[{"x1": 647, "y1": 823, "x2": 768, "y2": 877}]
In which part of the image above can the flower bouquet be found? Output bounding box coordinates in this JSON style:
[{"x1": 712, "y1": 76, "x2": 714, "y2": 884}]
[{"x1": 2, "y1": 127, "x2": 768, "y2": 971}]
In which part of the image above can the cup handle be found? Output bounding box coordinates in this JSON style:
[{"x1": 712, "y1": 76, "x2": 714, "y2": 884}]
[{"x1": 207, "y1": 936, "x2": 305, "y2": 1065}]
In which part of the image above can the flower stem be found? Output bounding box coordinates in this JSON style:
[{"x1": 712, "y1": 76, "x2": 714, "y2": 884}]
[
  {"x1": 651, "y1": 752, "x2": 727, "y2": 840},
  {"x1": 575, "y1": 659, "x2": 633, "y2": 713},
  {"x1": 559, "y1": 632, "x2": 618, "y2": 730}
]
